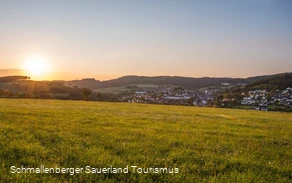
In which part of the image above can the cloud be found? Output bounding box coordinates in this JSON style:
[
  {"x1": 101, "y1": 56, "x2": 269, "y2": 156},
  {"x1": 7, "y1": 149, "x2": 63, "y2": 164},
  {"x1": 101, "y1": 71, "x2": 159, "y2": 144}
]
[{"x1": 0, "y1": 69, "x2": 23, "y2": 72}]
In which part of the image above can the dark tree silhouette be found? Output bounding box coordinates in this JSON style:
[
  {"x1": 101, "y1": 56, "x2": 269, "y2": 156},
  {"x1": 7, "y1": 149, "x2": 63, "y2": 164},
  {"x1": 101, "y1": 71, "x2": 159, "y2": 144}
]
[
  {"x1": 0, "y1": 75, "x2": 30, "y2": 82},
  {"x1": 82, "y1": 88, "x2": 91, "y2": 101}
]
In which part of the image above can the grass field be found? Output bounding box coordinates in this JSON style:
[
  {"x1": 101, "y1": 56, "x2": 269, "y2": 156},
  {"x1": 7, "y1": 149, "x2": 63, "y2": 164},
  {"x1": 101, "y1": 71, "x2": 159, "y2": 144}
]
[{"x1": 0, "y1": 99, "x2": 291, "y2": 182}]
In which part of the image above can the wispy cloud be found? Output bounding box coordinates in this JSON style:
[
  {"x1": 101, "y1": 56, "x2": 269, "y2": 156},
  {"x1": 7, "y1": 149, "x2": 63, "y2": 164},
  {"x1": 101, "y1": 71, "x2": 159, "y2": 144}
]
[{"x1": 0, "y1": 69, "x2": 23, "y2": 72}]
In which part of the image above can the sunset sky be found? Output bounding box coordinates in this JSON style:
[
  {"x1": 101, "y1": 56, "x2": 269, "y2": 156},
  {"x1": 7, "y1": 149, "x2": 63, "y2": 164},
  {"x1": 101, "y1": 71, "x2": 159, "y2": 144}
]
[{"x1": 0, "y1": 0, "x2": 291, "y2": 80}]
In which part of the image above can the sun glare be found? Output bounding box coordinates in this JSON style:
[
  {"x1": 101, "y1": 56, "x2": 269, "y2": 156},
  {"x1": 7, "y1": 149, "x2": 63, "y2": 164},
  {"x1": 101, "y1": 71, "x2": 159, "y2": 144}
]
[{"x1": 23, "y1": 55, "x2": 51, "y2": 76}]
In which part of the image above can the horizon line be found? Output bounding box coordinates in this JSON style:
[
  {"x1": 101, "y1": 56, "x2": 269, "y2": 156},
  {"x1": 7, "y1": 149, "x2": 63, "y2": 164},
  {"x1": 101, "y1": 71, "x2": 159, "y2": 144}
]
[{"x1": 0, "y1": 69, "x2": 291, "y2": 82}]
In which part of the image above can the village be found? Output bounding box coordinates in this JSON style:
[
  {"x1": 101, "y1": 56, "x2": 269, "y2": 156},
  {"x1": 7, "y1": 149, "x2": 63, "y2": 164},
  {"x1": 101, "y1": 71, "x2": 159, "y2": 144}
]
[
  {"x1": 240, "y1": 87, "x2": 292, "y2": 111},
  {"x1": 117, "y1": 85, "x2": 217, "y2": 106},
  {"x1": 116, "y1": 84, "x2": 292, "y2": 111}
]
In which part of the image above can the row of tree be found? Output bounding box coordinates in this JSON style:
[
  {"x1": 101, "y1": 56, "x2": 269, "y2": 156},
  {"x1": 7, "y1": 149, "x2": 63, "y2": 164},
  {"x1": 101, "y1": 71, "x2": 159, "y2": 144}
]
[
  {"x1": 0, "y1": 76, "x2": 30, "y2": 82},
  {"x1": 0, "y1": 87, "x2": 118, "y2": 102}
]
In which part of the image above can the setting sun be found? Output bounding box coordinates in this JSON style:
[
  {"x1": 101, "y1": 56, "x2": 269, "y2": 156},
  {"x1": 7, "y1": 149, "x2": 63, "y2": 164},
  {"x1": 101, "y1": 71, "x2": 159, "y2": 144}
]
[{"x1": 23, "y1": 55, "x2": 51, "y2": 76}]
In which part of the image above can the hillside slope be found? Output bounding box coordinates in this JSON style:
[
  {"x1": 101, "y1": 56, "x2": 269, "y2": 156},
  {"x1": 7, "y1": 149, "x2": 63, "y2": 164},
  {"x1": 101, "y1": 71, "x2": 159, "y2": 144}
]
[{"x1": 246, "y1": 73, "x2": 292, "y2": 91}]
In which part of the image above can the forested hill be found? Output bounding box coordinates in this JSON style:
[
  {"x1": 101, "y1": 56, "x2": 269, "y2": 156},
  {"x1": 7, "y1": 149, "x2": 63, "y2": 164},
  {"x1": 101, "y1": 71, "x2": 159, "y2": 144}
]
[
  {"x1": 245, "y1": 73, "x2": 292, "y2": 91},
  {"x1": 100, "y1": 75, "x2": 247, "y2": 89},
  {"x1": 66, "y1": 73, "x2": 289, "y2": 90},
  {"x1": 67, "y1": 76, "x2": 247, "y2": 89}
]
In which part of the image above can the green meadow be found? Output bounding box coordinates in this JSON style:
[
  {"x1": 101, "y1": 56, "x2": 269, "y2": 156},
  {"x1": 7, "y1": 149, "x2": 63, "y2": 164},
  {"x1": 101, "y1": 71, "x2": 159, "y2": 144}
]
[{"x1": 0, "y1": 99, "x2": 291, "y2": 182}]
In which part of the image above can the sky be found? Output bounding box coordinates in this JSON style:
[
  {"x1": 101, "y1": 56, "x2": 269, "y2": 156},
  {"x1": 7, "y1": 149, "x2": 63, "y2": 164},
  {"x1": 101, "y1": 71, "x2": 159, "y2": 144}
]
[{"x1": 0, "y1": 0, "x2": 291, "y2": 80}]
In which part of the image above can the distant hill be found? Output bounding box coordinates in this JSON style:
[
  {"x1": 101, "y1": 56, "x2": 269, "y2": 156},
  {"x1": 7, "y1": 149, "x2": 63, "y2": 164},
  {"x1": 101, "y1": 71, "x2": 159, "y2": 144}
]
[
  {"x1": 65, "y1": 78, "x2": 101, "y2": 89},
  {"x1": 0, "y1": 80, "x2": 76, "y2": 94},
  {"x1": 2, "y1": 73, "x2": 289, "y2": 92},
  {"x1": 0, "y1": 77, "x2": 117, "y2": 101},
  {"x1": 65, "y1": 73, "x2": 289, "y2": 90}
]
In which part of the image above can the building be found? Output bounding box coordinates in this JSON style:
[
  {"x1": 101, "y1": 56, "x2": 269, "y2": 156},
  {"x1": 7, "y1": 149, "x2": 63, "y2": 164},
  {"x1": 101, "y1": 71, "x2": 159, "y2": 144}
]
[{"x1": 241, "y1": 98, "x2": 256, "y2": 105}]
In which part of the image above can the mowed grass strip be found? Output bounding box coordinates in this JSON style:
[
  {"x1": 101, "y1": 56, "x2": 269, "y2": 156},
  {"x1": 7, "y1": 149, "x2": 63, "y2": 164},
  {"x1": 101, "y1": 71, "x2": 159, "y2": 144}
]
[{"x1": 0, "y1": 99, "x2": 291, "y2": 182}]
